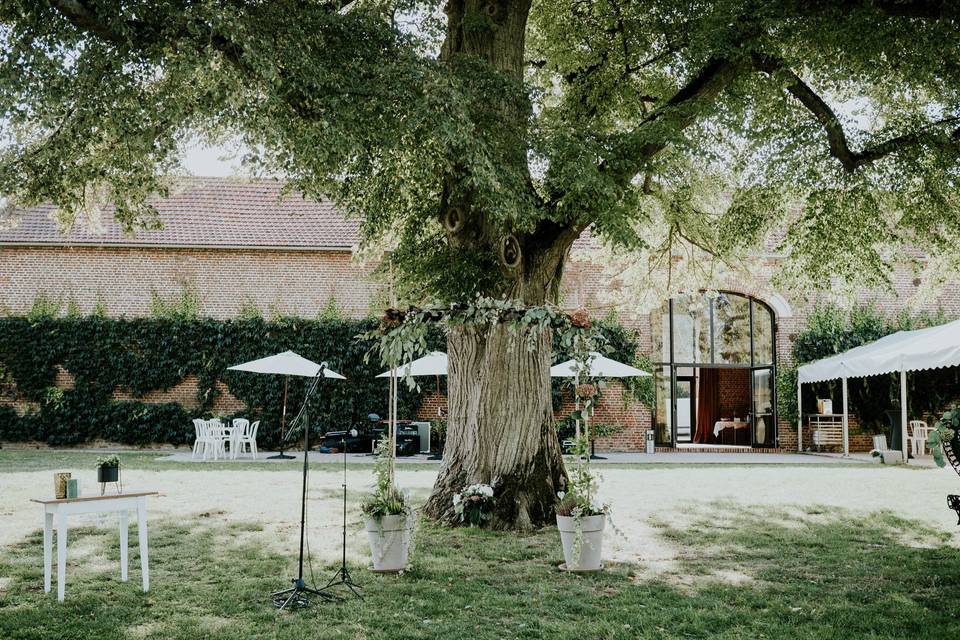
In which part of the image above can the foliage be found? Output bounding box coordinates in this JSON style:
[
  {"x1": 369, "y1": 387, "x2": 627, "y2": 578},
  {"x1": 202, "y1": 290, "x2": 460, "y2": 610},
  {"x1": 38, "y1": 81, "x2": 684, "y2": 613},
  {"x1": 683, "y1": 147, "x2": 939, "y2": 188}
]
[
  {"x1": 556, "y1": 437, "x2": 607, "y2": 518},
  {"x1": 365, "y1": 298, "x2": 602, "y2": 385},
  {"x1": 94, "y1": 454, "x2": 120, "y2": 469},
  {"x1": 317, "y1": 297, "x2": 343, "y2": 322},
  {"x1": 150, "y1": 285, "x2": 201, "y2": 321},
  {"x1": 0, "y1": 315, "x2": 439, "y2": 447},
  {"x1": 928, "y1": 406, "x2": 960, "y2": 469},
  {"x1": 776, "y1": 365, "x2": 799, "y2": 427},
  {"x1": 4, "y1": 2, "x2": 959, "y2": 311},
  {"x1": 360, "y1": 436, "x2": 410, "y2": 519},
  {"x1": 452, "y1": 483, "x2": 494, "y2": 528},
  {"x1": 792, "y1": 304, "x2": 958, "y2": 432},
  {"x1": 429, "y1": 419, "x2": 446, "y2": 453},
  {"x1": 26, "y1": 294, "x2": 60, "y2": 321}
]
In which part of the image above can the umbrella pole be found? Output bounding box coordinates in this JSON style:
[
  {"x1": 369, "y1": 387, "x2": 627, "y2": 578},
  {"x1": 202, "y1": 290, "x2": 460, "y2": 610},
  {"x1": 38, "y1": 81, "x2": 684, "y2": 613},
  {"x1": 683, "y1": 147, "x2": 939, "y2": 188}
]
[
  {"x1": 391, "y1": 368, "x2": 398, "y2": 482},
  {"x1": 268, "y1": 375, "x2": 295, "y2": 460}
]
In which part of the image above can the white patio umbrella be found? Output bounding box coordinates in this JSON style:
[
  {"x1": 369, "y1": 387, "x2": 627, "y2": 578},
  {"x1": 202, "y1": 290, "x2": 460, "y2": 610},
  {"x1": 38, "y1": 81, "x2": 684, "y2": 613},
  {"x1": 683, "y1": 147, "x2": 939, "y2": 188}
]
[
  {"x1": 228, "y1": 350, "x2": 345, "y2": 458},
  {"x1": 376, "y1": 351, "x2": 448, "y2": 462},
  {"x1": 375, "y1": 351, "x2": 448, "y2": 378},
  {"x1": 551, "y1": 352, "x2": 650, "y2": 455},
  {"x1": 550, "y1": 352, "x2": 651, "y2": 379}
]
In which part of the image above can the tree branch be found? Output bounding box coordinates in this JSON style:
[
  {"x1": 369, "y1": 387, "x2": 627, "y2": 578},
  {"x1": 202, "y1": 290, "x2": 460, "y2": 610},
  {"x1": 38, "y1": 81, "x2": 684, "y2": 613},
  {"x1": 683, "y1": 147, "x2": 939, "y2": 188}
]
[
  {"x1": 753, "y1": 53, "x2": 960, "y2": 172},
  {"x1": 606, "y1": 57, "x2": 745, "y2": 181}
]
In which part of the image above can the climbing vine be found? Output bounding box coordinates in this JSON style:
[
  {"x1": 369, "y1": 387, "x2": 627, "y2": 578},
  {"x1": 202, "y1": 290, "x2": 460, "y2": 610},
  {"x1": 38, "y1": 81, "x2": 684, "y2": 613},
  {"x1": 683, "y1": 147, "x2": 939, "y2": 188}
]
[{"x1": 0, "y1": 316, "x2": 441, "y2": 446}]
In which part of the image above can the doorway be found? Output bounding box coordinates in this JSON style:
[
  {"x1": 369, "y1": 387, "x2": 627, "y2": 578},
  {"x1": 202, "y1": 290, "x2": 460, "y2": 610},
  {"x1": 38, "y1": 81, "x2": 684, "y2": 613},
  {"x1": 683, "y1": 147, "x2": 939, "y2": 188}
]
[{"x1": 675, "y1": 376, "x2": 695, "y2": 443}]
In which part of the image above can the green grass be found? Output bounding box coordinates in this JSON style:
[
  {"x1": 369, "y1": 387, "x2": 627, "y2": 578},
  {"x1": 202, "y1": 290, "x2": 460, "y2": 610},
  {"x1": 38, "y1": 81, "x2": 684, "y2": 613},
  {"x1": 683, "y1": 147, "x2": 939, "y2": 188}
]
[{"x1": 2, "y1": 505, "x2": 959, "y2": 639}]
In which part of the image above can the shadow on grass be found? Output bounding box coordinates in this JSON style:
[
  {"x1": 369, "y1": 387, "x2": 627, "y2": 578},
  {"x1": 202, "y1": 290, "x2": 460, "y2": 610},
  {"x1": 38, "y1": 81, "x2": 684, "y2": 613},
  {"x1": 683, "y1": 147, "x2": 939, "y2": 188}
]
[{"x1": 1, "y1": 505, "x2": 960, "y2": 639}]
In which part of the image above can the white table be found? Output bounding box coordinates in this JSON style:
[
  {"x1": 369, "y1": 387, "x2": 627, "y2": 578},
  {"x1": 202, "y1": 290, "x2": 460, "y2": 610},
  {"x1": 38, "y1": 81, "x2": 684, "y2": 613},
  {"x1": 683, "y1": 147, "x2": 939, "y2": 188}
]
[
  {"x1": 713, "y1": 419, "x2": 749, "y2": 444},
  {"x1": 32, "y1": 491, "x2": 158, "y2": 602}
]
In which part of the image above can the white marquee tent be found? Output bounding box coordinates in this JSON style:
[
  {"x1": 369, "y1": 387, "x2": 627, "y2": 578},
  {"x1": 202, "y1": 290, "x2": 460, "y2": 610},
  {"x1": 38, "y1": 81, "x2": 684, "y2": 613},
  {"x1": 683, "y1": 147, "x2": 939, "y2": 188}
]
[{"x1": 796, "y1": 318, "x2": 960, "y2": 460}]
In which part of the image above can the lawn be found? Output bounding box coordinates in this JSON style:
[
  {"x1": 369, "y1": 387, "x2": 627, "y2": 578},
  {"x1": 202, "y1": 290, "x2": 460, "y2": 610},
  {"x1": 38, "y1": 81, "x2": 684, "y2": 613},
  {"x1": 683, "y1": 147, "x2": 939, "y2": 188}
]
[
  {"x1": 3, "y1": 452, "x2": 960, "y2": 639},
  {"x1": 2, "y1": 506, "x2": 959, "y2": 639}
]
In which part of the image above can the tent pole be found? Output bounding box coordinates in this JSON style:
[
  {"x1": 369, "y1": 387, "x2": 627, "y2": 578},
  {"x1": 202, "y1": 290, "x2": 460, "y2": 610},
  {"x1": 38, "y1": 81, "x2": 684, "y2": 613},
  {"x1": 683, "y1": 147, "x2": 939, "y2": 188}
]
[
  {"x1": 900, "y1": 368, "x2": 909, "y2": 464},
  {"x1": 796, "y1": 378, "x2": 802, "y2": 453},
  {"x1": 841, "y1": 377, "x2": 849, "y2": 457}
]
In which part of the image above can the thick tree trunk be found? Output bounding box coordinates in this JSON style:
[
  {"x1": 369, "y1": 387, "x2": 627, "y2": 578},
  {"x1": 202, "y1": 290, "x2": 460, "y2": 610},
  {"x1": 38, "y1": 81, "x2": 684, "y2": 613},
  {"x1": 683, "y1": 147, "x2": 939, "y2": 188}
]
[
  {"x1": 421, "y1": 0, "x2": 574, "y2": 529},
  {"x1": 423, "y1": 323, "x2": 567, "y2": 529}
]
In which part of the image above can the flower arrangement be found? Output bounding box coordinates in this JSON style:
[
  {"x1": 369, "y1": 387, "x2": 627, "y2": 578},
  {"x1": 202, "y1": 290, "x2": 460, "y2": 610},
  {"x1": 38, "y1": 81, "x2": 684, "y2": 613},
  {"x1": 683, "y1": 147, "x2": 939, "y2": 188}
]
[
  {"x1": 95, "y1": 454, "x2": 120, "y2": 469},
  {"x1": 453, "y1": 483, "x2": 495, "y2": 527},
  {"x1": 360, "y1": 436, "x2": 411, "y2": 520}
]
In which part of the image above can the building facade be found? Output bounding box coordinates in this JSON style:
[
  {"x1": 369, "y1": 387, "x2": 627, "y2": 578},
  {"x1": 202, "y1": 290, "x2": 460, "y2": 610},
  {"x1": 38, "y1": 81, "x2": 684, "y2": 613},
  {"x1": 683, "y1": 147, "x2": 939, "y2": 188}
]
[{"x1": 2, "y1": 177, "x2": 958, "y2": 452}]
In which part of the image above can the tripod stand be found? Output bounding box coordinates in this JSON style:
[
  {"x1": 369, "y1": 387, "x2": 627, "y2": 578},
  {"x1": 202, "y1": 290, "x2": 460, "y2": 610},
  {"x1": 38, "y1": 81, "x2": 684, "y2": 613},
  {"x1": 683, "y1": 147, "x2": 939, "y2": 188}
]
[
  {"x1": 271, "y1": 366, "x2": 337, "y2": 609},
  {"x1": 321, "y1": 433, "x2": 362, "y2": 598}
]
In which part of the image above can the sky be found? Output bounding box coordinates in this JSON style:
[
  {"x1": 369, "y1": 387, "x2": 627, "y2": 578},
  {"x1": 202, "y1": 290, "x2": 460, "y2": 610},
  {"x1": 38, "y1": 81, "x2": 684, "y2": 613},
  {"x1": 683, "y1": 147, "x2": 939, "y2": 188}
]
[{"x1": 179, "y1": 139, "x2": 246, "y2": 177}]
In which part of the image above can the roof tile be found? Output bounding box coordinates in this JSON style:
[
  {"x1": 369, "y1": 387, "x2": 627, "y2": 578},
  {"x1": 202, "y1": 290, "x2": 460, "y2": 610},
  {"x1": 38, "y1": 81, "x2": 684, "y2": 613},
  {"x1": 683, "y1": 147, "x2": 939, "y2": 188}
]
[{"x1": 0, "y1": 177, "x2": 360, "y2": 250}]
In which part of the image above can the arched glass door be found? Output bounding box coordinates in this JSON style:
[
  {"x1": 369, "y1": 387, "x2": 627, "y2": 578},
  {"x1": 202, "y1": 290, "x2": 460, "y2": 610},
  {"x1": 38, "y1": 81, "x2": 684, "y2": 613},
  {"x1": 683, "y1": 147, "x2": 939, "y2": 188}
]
[{"x1": 652, "y1": 292, "x2": 777, "y2": 448}]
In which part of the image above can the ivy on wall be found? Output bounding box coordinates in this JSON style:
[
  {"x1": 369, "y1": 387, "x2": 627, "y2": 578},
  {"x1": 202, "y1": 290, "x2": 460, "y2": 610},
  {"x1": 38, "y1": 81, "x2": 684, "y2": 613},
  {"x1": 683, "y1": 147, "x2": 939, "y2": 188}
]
[
  {"x1": 0, "y1": 317, "x2": 441, "y2": 447},
  {"x1": 0, "y1": 312, "x2": 647, "y2": 448}
]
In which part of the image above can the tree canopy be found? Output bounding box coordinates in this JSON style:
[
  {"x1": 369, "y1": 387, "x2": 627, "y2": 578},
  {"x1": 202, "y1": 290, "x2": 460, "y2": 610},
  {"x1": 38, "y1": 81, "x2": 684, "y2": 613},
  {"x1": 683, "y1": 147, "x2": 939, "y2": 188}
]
[{"x1": 1, "y1": 1, "x2": 959, "y2": 302}]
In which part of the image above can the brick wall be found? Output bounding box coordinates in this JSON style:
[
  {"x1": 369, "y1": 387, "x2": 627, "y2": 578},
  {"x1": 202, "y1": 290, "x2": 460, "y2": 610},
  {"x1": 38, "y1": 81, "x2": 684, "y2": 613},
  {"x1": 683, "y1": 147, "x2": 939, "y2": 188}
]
[
  {"x1": 5, "y1": 240, "x2": 960, "y2": 452},
  {"x1": 718, "y1": 368, "x2": 750, "y2": 419},
  {"x1": 0, "y1": 245, "x2": 383, "y2": 319},
  {"x1": 553, "y1": 382, "x2": 649, "y2": 452}
]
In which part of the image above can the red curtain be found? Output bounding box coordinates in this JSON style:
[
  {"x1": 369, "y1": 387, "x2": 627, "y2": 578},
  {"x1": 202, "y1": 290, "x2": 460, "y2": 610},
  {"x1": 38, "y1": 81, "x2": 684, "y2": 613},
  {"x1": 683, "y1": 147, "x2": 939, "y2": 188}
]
[{"x1": 694, "y1": 368, "x2": 720, "y2": 444}]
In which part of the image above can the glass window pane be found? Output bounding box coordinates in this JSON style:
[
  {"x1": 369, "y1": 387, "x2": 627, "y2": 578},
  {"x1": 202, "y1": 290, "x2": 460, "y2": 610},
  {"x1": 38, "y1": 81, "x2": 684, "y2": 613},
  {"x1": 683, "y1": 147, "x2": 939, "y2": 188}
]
[
  {"x1": 651, "y1": 302, "x2": 670, "y2": 363},
  {"x1": 752, "y1": 368, "x2": 775, "y2": 447},
  {"x1": 672, "y1": 295, "x2": 709, "y2": 363},
  {"x1": 714, "y1": 293, "x2": 751, "y2": 365},
  {"x1": 654, "y1": 365, "x2": 672, "y2": 445},
  {"x1": 752, "y1": 301, "x2": 774, "y2": 366}
]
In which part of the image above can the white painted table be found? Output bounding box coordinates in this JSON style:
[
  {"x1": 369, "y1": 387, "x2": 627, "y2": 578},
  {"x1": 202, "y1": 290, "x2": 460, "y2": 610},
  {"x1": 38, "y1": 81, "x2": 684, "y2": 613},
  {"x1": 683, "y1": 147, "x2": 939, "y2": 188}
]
[{"x1": 32, "y1": 491, "x2": 158, "y2": 602}]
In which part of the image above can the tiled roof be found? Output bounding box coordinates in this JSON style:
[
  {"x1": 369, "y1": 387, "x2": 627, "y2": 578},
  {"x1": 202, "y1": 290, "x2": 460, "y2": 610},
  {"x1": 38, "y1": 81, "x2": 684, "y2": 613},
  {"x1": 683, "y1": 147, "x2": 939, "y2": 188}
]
[{"x1": 0, "y1": 177, "x2": 360, "y2": 250}]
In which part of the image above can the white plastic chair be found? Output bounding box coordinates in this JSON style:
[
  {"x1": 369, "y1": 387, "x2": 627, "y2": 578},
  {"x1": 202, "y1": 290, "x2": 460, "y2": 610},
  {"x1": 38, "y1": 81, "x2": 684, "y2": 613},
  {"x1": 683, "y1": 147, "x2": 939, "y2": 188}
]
[
  {"x1": 236, "y1": 421, "x2": 259, "y2": 459},
  {"x1": 192, "y1": 419, "x2": 206, "y2": 459},
  {"x1": 909, "y1": 420, "x2": 932, "y2": 457},
  {"x1": 204, "y1": 419, "x2": 228, "y2": 461},
  {"x1": 231, "y1": 419, "x2": 250, "y2": 459}
]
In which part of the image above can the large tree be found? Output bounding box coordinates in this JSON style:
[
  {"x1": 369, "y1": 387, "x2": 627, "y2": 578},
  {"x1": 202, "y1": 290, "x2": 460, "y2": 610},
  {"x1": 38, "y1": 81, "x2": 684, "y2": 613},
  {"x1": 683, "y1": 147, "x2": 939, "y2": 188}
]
[{"x1": 1, "y1": 1, "x2": 959, "y2": 528}]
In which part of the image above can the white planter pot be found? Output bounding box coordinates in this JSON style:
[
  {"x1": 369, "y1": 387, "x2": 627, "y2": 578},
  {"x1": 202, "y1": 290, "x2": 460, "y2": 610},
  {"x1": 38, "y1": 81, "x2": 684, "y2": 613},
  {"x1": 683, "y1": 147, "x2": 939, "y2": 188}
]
[
  {"x1": 365, "y1": 514, "x2": 414, "y2": 573},
  {"x1": 556, "y1": 514, "x2": 606, "y2": 571}
]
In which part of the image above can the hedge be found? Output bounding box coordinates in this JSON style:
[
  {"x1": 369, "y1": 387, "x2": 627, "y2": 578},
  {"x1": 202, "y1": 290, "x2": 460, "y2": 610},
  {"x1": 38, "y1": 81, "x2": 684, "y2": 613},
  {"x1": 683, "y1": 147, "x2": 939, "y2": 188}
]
[
  {"x1": 0, "y1": 314, "x2": 644, "y2": 447},
  {"x1": 0, "y1": 316, "x2": 439, "y2": 447}
]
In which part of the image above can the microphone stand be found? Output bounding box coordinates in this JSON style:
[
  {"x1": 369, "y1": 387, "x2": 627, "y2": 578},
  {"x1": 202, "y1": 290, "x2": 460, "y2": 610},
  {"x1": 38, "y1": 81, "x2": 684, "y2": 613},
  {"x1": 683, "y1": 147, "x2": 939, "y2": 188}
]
[
  {"x1": 322, "y1": 432, "x2": 362, "y2": 598},
  {"x1": 271, "y1": 365, "x2": 337, "y2": 609}
]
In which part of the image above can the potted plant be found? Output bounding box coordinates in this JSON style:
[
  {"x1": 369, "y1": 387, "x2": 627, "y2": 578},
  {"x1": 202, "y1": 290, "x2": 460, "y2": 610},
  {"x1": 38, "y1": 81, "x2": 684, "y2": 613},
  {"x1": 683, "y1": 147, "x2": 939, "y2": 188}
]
[
  {"x1": 361, "y1": 437, "x2": 414, "y2": 572},
  {"x1": 96, "y1": 454, "x2": 121, "y2": 494},
  {"x1": 556, "y1": 436, "x2": 607, "y2": 571},
  {"x1": 453, "y1": 483, "x2": 494, "y2": 527}
]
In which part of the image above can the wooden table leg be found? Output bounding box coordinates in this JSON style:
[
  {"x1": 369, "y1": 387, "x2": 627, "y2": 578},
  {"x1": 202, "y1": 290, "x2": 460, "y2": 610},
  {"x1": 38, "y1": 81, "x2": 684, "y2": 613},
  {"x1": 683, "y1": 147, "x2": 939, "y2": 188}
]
[
  {"x1": 137, "y1": 499, "x2": 149, "y2": 592},
  {"x1": 120, "y1": 510, "x2": 129, "y2": 582},
  {"x1": 56, "y1": 510, "x2": 67, "y2": 602},
  {"x1": 43, "y1": 511, "x2": 52, "y2": 593}
]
